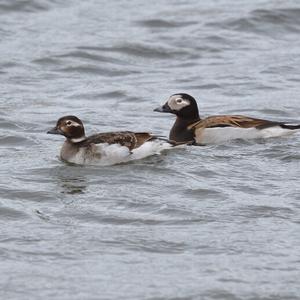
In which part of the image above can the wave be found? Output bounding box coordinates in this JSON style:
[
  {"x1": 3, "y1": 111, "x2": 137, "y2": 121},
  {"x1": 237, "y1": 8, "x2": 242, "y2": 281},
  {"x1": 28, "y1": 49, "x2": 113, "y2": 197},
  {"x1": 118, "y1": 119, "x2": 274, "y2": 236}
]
[
  {"x1": 0, "y1": 0, "x2": 64, "y2": 14},
  {"x1": 209, "y1": 8, "x2": 300, "y2": 36}
]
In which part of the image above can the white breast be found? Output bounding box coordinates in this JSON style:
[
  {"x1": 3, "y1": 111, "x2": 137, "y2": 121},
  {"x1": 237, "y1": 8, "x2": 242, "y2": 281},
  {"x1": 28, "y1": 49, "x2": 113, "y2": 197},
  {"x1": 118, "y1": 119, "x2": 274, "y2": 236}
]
[
  {"x1": 66, "y1": 147, "x2": 87, "y2": 164},
  {"x1": 197, "y1": 126, "x2": 298, "y2": 144}
]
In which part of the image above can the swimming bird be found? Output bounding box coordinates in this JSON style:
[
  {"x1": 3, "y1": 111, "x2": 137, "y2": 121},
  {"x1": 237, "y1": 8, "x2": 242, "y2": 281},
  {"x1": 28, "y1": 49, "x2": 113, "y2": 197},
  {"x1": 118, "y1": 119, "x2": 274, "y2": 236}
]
[
  {"x1": 47, "y1": 115, "x2": 173, "y2": 165},
  {"x1": 154, "y1": 93, "x2": 300, "y2": 144}
]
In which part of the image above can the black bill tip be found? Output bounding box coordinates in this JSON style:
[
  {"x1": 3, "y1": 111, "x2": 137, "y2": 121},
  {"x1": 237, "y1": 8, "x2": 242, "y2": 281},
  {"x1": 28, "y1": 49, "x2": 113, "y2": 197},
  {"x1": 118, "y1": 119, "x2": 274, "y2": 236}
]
[
  {"x1": 154, "y1": 106, "x2": 164, "y2": 112},
  {"x1": 47, "y1": 127, "x2": 61, "y2": 135},
  {"x1": 154, "y1": 104, "x2": 172, "y2": 113}
]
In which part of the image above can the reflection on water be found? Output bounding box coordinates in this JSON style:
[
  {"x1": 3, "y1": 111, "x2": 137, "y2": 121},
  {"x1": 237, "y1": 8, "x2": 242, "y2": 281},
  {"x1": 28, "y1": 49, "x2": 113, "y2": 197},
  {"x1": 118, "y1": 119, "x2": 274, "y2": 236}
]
[
  {"x1": 59, "y1": 174, "x2": 87, "y2": 195},
  {"x1": 50, "y1": 165, "x2": 88, "y2": 196}
]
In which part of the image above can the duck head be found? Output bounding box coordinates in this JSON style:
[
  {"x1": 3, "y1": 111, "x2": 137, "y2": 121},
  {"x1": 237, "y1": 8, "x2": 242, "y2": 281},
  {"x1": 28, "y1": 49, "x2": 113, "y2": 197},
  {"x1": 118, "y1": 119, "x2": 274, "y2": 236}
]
[
  {"x1": 154, "y1": 93, "x2": 200, "y2": 120},
  {"x1": 47, "y1": 115, "x2": 86, "y2": 143}
]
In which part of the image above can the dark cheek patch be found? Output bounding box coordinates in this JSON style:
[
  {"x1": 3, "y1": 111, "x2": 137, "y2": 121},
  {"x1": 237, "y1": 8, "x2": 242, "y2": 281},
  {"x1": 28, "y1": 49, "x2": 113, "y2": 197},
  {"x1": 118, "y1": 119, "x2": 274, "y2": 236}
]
[
  {"x1": 61, "y1": 125, "x2": 74, "y2": 138},
  {"x1": 58, "y1": 123, "x2": 85, "y2": 139}
]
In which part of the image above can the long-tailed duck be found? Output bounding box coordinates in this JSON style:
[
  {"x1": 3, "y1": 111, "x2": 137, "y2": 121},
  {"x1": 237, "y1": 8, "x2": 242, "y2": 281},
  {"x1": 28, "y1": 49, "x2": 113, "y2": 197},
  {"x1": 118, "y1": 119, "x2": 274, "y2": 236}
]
[
  {"x1": 154, "y1": 93, "x2": 300, "y2": 144},
  {"x1": 47, "y1": 115, "x2": 173, "y2": 165}
]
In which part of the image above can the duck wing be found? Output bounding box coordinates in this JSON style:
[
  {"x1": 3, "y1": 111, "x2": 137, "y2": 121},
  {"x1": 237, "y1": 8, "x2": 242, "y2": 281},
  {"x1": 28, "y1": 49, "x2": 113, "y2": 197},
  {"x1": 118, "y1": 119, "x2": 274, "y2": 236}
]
[
  {"x1": 188, "y1": 115, "x2": 281, "y2": 130},
  {"x1": 80, "y1": 131, "x2": 154, "y2": 150}
]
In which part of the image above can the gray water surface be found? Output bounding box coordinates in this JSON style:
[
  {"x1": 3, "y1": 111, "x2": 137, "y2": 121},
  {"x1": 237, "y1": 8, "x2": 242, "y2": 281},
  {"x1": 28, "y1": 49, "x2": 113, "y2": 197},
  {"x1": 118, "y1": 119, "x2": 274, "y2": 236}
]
[{"x1": 1, "y1": 0, "x2": 300, "y2": 299}]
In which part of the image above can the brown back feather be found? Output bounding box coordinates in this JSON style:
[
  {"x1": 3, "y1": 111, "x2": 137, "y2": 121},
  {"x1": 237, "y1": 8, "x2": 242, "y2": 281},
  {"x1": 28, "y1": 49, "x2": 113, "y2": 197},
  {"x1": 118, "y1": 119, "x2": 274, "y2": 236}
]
[
  {"x1": 80, "y1": 131, "x2": 153, "y2": 150},
  {"x1": 188, "y1": 115, "x2": 280, "y2": 130},
  {"x1": 133, "y1": 132, "x2": 153, "y2": 148}
]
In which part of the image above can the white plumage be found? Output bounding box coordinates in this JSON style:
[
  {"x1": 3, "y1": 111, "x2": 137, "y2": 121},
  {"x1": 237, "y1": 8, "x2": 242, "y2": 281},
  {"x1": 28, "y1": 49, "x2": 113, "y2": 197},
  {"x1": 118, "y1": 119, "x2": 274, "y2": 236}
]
[
  {"x1": 65, "y1": 140, "x2": 174, "y2": 166},
  {"x1": 199, "y1": 126, "x2": 298, "y2": 144}
]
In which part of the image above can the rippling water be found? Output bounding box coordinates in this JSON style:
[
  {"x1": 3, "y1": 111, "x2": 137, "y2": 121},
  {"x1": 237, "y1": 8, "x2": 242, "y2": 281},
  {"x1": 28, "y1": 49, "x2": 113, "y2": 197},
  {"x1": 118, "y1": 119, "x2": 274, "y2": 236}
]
[{"x1": 1, "y1": 0, "x2": 300, "y2": 299}]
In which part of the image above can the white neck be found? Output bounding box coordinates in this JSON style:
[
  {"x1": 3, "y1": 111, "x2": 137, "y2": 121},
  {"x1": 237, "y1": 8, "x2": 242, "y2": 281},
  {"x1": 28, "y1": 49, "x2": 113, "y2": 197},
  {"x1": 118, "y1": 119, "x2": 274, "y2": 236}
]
[{"x1": 70, "y1": 136, "x2": 86, "y2": 143}]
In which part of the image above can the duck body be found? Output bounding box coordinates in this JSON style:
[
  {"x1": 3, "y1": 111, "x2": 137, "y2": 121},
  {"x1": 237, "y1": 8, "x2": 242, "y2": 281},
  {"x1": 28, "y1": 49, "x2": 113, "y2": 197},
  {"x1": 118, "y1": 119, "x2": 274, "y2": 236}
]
[
  {"x1": 48, "y1": 116, "x2": 173, "y2": 165},
  {"x1": 155, "y1": 94, "x2": 300, "y2": 145}
]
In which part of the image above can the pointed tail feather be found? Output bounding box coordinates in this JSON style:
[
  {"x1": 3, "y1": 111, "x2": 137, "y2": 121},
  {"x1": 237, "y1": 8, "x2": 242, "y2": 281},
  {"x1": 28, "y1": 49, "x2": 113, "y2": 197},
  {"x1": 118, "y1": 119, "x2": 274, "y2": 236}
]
[{"x1": 280, "y1": 124, "x2": 300, "y2": 130}]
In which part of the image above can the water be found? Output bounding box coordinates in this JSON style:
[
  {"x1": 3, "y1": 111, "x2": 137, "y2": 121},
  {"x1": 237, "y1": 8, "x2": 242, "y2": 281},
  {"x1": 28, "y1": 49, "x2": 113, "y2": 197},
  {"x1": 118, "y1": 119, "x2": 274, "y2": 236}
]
[{"x1": 1, "y1": 0, "x2": 300, "y2": 299}]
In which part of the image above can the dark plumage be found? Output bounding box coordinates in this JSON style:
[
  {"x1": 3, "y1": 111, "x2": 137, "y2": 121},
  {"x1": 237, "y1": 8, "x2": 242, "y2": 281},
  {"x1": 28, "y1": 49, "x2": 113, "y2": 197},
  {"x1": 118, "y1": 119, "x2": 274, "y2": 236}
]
[{"x1": 79, "y1": 131, "x2": 155, "y2": 151}]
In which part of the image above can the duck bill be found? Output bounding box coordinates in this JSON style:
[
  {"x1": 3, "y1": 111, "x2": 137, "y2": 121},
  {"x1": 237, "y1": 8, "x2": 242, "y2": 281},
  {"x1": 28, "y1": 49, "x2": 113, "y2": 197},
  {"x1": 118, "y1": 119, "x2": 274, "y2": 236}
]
[
  {"x1": 47, "y1": 127, "x2": 62, "y2": 135},
  {"x1": 154, "y1": 103, "x2": 173, "y2": 113}
]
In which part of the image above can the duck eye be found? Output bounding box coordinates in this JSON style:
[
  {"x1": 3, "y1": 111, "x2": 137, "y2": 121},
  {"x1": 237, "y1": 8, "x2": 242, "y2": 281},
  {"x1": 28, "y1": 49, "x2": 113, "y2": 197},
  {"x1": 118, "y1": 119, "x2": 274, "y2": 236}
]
[
  {"x1": 176, "y1": 98, "x2": 183, "y2": 104},
  {"x1": 66, "y1": 120, "x2": 72, "y2": 126}
]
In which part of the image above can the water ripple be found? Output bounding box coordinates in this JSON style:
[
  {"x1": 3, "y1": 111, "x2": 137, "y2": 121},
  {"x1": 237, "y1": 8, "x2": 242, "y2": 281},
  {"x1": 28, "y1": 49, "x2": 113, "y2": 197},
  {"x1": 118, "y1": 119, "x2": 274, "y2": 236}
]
[
  {"x1": 1, "y1": 1, "x2": 300, "y2": 300},
  {"x1": 211, "y1": 8, "x2": 300, "y2": 36}
]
